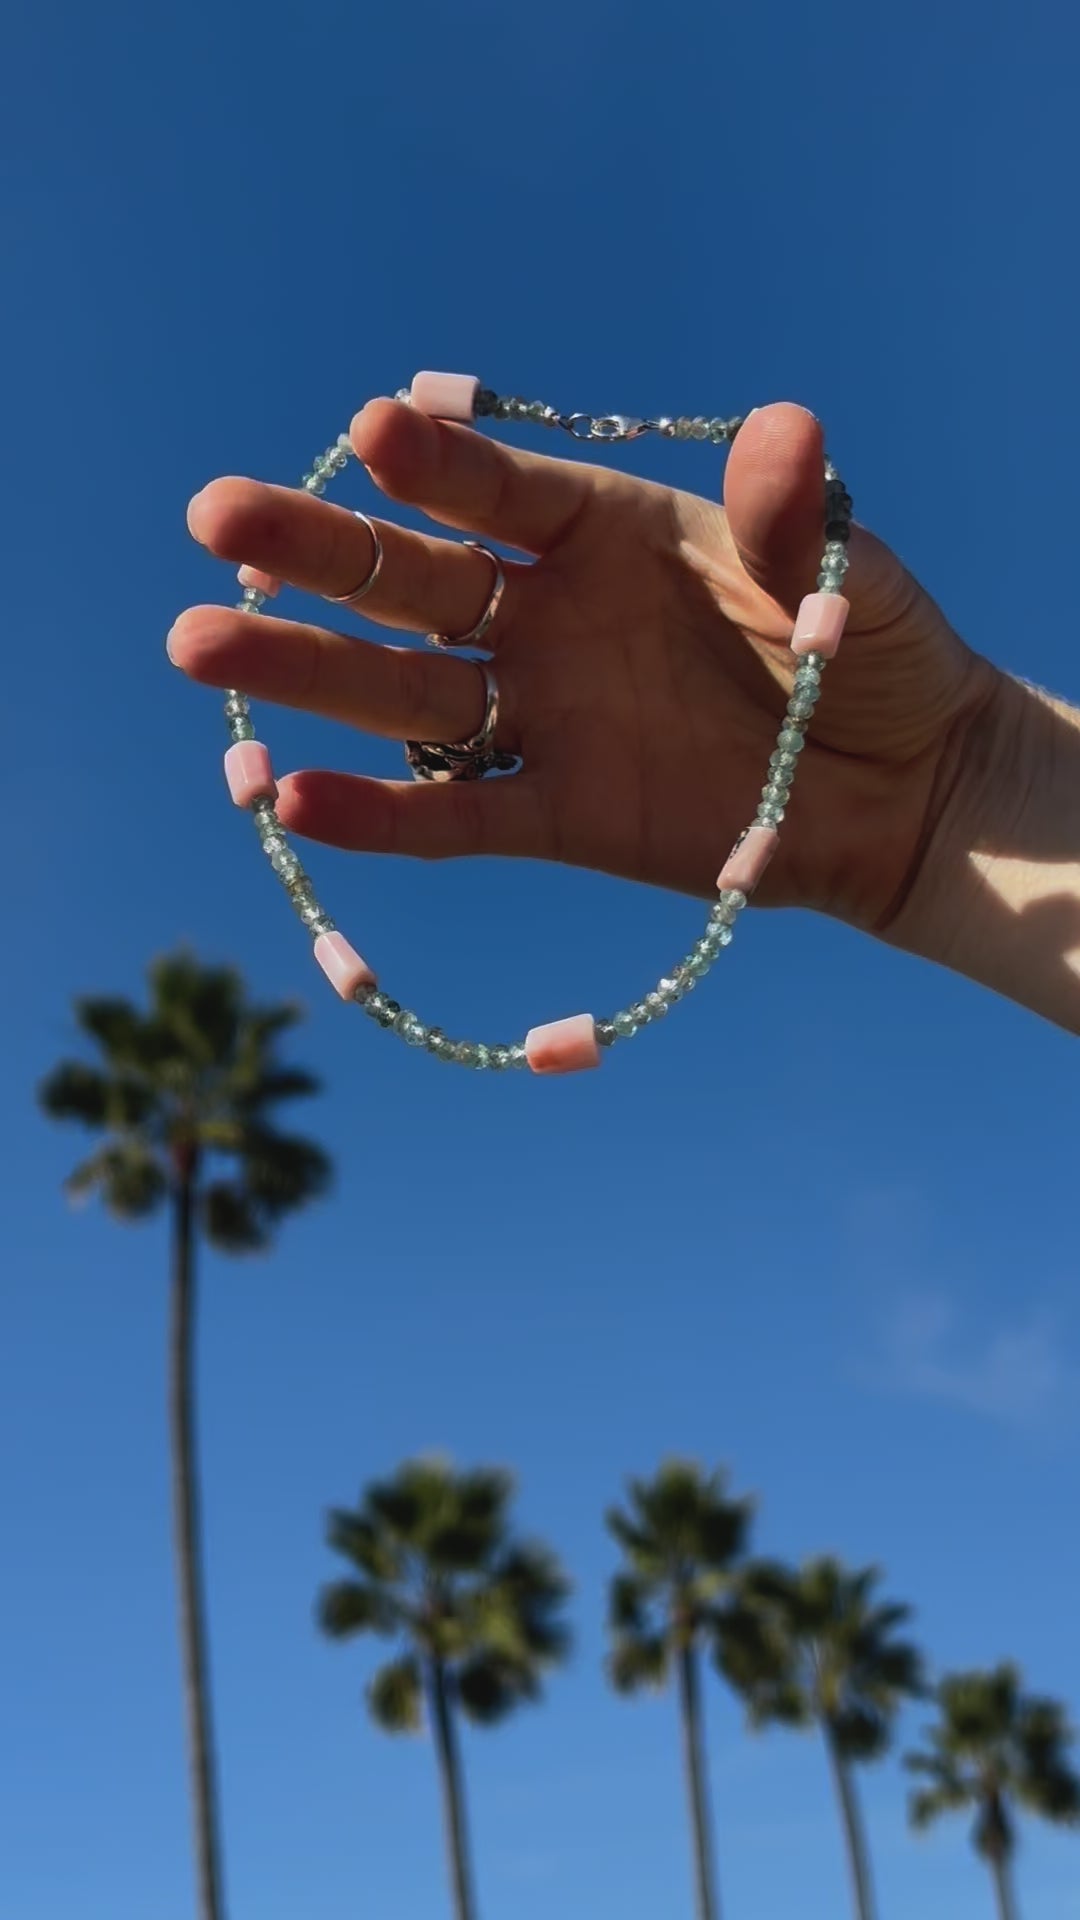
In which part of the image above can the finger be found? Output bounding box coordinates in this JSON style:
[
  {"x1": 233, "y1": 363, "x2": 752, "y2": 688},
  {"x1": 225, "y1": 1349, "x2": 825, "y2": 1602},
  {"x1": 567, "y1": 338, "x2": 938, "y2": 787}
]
[
  {"x1": 167, "y1": 606, "x2": 520, "y2": 749},
  {"x1": 350, "y1": 396, "x2": 606, "y2": 556},
  {"x1": 186, "y1": 478, "x2": 526, "y2": 646},
  {"x1": 277, "y1": 768, "x2": 549, "y2": 862},
  {"x1": 723, "y1": 404, "x2": 830, "y2": 614}
]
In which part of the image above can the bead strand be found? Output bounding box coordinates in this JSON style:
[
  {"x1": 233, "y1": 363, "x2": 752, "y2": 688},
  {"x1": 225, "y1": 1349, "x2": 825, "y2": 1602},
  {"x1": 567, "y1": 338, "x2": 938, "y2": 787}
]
[{"x1": 216, "y1": 374, "x2": 851, "y2": 1074}]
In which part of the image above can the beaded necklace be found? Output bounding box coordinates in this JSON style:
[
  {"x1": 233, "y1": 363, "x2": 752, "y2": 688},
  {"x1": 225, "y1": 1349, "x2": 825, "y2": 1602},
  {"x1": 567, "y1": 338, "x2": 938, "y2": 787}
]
[{"x1": 216, "y1": 373, "x2": 852, "y2": 1076}]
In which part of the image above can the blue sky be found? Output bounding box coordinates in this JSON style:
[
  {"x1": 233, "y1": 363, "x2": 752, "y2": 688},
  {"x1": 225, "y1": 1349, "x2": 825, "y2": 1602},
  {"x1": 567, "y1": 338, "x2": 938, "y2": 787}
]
[{"x1": 2, "y1": 1, "x2": 1079, "y2": 1917}]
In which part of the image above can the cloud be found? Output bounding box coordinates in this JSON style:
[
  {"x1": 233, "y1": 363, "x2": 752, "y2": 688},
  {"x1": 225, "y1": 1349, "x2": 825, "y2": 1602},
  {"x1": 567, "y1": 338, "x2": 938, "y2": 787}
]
[{"x1": 875, "y1": 1292, "x2": 1076, "y2": 1429}]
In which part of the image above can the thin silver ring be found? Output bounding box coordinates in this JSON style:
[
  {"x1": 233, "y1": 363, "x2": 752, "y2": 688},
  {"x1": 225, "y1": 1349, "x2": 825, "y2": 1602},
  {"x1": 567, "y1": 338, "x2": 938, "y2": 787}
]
[
  {"x1": 405, "y1": 661, "x2": 517, "y2": 783},
  {"x1": 328, "y1": 511, "x2": 384, "y2": 605},
  {"x1": 426, "y1": 541, "x2": 506, "y2": 650}
]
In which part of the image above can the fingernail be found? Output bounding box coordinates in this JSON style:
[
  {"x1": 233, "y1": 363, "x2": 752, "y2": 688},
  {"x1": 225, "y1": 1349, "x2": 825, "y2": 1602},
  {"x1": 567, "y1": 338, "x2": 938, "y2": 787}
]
[
  {"x1": 165, "y1": 624, "x2": 180, "y2": 665},
  {"x1": 187, "y1": 490, "x2": 211, "y2": 542}
]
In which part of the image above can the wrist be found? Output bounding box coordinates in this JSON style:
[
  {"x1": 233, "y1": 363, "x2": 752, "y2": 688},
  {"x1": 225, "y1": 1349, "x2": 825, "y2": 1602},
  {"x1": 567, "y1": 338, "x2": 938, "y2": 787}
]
[{"x1": 882, "y1": 671, "x2": 1080, "y2": 1034}]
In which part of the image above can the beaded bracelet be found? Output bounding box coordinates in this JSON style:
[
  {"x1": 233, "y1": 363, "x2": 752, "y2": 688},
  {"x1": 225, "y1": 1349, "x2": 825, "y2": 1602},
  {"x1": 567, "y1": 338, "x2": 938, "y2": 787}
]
[{"x1": 216, "y1": 372, "x2": 852, "y2": 1076}]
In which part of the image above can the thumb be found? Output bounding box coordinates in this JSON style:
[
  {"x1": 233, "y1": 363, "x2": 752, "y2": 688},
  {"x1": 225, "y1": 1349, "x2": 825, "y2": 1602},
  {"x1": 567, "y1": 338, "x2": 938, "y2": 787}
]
[{"x1": 723, "y1": 403, "x2": 828, "y2": 616}]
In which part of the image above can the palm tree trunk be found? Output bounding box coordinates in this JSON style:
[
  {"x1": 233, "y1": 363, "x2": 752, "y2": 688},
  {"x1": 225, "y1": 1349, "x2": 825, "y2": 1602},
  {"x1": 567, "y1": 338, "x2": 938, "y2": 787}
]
[
  {"x1": 427, "y1": 1657, "x2": 478, "y2": 1920},
  {"x1": 988, "y1": 1853, "x2": 1020, "y2": 1920},
  {"x1": 170, "y1": 1171, "x2": 226, "y2": 1920},
  {"x1": 676, "y1": 1641, "x2": 721, "y2": 1920},
  {"x1": 823, "y1": 1727, "x2": 876, "y2": 1920}
]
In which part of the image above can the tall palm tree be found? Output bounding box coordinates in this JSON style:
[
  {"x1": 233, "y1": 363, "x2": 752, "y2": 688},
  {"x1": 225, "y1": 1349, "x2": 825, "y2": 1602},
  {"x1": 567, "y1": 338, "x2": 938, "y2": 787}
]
[
  {"x1": 40, "y1": 950, "x2": 331, "y2": 1920},
  {"x1": 905, "y1": 1664, "x2": 1080, "y2": 1920},
  {"x1": 719, "y1": 1557, "x2": 924, "y2": 1920},
  {"x1": 318, "y1": 1456, "x2": 571, "y2": 1920},
  {"x1": 605, "y1": 1460, "x2": 754, "y2": 1920}
]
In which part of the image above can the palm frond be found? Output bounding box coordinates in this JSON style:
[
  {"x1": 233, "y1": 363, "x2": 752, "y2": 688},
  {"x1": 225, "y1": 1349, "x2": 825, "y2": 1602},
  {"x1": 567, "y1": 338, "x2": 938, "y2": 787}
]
[
  {"x1": 608, "y1": 1634, "x2": 669, "y2": 1695},
  {"x1": 239, "y1": 1127, "x2": 332, "y2": 1219},
  {"x1": 456, "y1": 1654, "x2": 529, "y2": 1725},
  {"x1": 318, "y1": 1579, "x2": 399, "y2": 1640},
  {"x1": 150, "y1": 953, "x2": 243, "y2": 1067},
  {"x1": 367, "y1": 1656, "x2": 423, "y2": 1734},
  {"x1": 200, "y1": 1182, "x2": 269, "y2": 1252},
  {"x1": 238, "y1": 1067, "x2": 322, "y2": 1107},
  {"x1": 63, "y1": 1143, "x2": 166, "y2": 1220},
  {"x1": 325, "y1": 1509, "x2": 403, "y2": 1585}
]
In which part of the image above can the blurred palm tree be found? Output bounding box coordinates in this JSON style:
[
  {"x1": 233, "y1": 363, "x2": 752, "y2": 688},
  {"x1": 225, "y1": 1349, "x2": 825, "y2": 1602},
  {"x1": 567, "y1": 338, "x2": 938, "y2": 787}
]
[
  {"x1": 905, "y1": 1664, "x2": 1080, "y2": 1920},
  {"x1": 605, "y1": 1460, "x2": 753, "y2": 1920},
  {"x1": 318, "y1": 1456, "x2": 571, "y2": 1920},
  {"x1": 720, "y1": 1556, "x2": 924, "y2": 1920},
  {"x1": 40, "y1": 951, "x2": 331, "y2": 1920}
]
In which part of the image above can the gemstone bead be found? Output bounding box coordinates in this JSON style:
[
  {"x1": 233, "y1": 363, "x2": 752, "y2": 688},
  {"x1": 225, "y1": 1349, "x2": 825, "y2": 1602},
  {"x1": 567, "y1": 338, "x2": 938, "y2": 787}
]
[
  {"x1": 224, "y1": 741, "x2": 276, "y2": 808},
  {"x1": 315, "y1": 932, "x2": 376, "y2": 999},
  {"x1": 410, "y1": 371, "x2": 481, "y2": 422},
  {"x1": 613, "y1": 1010, "x2": 638, "y2": 1037},
  {"x1": 524, "y1": 1014, "x2": 601, "y2": 1075}
]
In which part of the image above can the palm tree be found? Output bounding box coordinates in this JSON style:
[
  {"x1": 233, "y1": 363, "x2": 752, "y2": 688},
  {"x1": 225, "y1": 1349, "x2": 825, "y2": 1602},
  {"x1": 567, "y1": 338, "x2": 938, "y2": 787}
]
[
  {"x1": 605, "y1": 1460, "x2": 754, "y2": 1920},
  {"x1": 905, "y1": 1664, "x2": 1080, "y2": 1920},
  {"x1": 719, "y1": 1556, "x2": 924, "y2": 1920},
  {"x1": 318, "y1": 1456, "x2": 571, "y2": 1920},
  {"x1": 40, "y1": 950, "x2": 331, "y2": 1920}
]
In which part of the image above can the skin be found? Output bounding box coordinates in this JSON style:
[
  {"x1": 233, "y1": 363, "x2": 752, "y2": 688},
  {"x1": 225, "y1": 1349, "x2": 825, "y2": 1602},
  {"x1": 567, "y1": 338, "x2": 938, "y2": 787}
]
[{"x1": 169, "y1": 399, "x2": 1080, "y2": 1035}]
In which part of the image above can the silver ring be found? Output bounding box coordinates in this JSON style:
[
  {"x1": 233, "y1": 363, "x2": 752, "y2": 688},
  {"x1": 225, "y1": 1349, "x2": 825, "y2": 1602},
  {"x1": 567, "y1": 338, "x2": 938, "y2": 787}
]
[
  {"x1": 426, "y1": 541, "x2": 505, "y2": 650},
  {"x1": 405, "y1": 661, "x2": 517, "y2": 783},
  {"x1": 328, "y1": 511, "x2": 384, "y2": 605}
]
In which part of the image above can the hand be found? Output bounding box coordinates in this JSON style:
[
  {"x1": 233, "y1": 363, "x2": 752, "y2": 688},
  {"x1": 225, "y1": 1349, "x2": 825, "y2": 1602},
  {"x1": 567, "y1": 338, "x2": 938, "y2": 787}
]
[{"x1": 170, "y1": 399, "x2": 1002, "y2": 941}]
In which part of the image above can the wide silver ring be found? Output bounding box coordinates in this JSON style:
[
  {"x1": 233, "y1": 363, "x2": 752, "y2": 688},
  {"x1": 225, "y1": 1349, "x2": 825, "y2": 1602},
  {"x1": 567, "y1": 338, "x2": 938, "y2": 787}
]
[
  {"x1": 328, "y1": 511, "x2": 384, "y2": 605},
  {"x1": 405, "y1": 662, "x2": 517, "y2": 783},
  {"x1": 426, "y1": 541, "x2": 505, "y2": 650}
]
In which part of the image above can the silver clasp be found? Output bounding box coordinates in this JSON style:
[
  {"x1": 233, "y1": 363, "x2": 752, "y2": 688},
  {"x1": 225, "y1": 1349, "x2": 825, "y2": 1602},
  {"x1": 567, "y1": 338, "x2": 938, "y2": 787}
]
[
  {"x1": 591, "y1": 414, "x2": 650, "y2": 441},
  {"x1": 559, "y1": 412, "x2": 651, "y2": 442}
]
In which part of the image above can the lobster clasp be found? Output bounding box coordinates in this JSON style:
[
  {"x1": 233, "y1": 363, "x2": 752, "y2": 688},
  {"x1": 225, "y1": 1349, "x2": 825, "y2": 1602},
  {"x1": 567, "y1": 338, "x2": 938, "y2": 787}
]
[{"x1": 591, "y1": 414, "x2": 650, "y2": 442}]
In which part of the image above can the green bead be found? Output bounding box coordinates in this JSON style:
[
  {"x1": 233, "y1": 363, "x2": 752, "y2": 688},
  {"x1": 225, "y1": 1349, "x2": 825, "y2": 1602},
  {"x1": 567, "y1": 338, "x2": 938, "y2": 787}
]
[
  {"x1": 613, "y1": 1010, "x2": 638, "y2": 1037},
  {"x1": 453, "y1": 1041, "x2": 480, "y2": 1067},
  {"x1": 595, "y1": 1021, "x2": 618, "y2": 1047},
  {"x1": 393, "y1": 1010, "x2": 427, "y2": 1047}
]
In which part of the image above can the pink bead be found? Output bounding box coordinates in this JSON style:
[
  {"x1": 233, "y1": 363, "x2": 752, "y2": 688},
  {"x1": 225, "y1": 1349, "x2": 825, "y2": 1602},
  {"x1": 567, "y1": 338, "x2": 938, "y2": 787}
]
[
  {"x1": 790, "y1": 591, "x2": 849, "y2": 659},
  {"x1": 717, "y1": 823, "x2": 779, "y2": 894},
  {"x1": 314, "y1": 931, "x2": 376, "y2": 999},
  {"x1": 238, "y1": 565, "x2": 281, "y2": 596},
  {"x1": 409, "y1": 371, "x2": 480, "y2": 423},
  {"x1": 224, "y1": 741, "x2": 277, "y2": 808},
  {"x1": 525, "y1": 1014, "x2": 601, "y2": 1076}
]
